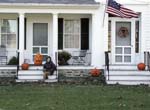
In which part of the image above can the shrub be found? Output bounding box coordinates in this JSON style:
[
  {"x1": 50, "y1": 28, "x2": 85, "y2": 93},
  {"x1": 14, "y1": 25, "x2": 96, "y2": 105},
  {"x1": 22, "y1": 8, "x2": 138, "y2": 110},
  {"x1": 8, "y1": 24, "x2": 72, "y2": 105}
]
[
  {"x1": 8, "y1": 56, "x2": 19, "y2": 65},
  {"x1": 58, "y1": 51, "x2": 71, "y2": 65}
]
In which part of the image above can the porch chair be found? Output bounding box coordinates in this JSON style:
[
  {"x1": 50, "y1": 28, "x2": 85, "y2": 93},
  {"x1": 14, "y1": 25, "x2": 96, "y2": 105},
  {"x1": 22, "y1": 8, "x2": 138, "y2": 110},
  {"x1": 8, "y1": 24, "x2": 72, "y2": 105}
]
[
  {"x1": 0, "y1": 45, "x2": 7, "y2": 65},
  {"x1": 72, "y1": 50, "x2": 87, "y2": 65}
]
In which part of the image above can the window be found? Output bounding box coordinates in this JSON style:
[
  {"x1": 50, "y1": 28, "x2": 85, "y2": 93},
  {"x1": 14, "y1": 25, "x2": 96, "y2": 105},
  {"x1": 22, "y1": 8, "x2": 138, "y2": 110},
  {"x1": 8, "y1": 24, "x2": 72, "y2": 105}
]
[
  {"x1": 0, "y1": 19, "x2": 17, "y2": 48},
  {"x1": 64, "y1": 19, "x2": 80, "y2": 49}
]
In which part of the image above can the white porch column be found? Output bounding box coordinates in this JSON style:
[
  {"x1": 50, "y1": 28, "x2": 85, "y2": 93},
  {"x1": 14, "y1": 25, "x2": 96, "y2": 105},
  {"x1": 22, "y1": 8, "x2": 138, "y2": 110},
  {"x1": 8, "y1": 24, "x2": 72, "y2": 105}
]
[
  {"x1": 19, "y1": 13, "x2": 25, "y2": 65},
  {"x1": 52, "y1": 13, "x2": 58, "y2": 64},
  {"x1": 91, "y1": 13, "x2": 105, "y2": 68}
]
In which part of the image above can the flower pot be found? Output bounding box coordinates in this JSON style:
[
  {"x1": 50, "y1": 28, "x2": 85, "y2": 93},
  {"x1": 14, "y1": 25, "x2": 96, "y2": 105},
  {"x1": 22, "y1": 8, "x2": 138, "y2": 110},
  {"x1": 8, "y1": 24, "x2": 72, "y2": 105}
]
[
  {"x1": 137, "y1": 63, "x2": 146, "y2": 71},
  {"x1": 21, "y1": 63, "x2": 29, "y2": 70},
  {"x1": 90, "y1": 68, "x2": 101, "y2": 77}
]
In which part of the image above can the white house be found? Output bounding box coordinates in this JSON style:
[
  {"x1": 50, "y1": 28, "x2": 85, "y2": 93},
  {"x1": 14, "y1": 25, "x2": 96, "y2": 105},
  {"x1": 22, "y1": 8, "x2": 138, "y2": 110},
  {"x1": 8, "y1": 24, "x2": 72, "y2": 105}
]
[{"x1": 0, "y1": 0, "x2": 150, "y2": 84}]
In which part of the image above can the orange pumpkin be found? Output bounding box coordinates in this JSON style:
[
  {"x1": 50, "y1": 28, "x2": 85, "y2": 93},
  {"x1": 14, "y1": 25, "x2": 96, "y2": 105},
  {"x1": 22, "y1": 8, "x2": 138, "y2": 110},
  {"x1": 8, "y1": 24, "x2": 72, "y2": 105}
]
[
  {"x1": 137, "y1": 63, "x2": 146, "y2": 71},
  {"x1": 34, "y1": 53, "x2": 43, "y2": 65},
  {"x1": 90, "y1": 68, "x2": 101, "y2": 77},
  {"x1": 21, "y1": 63, "x2": 29, "y2": 70}
]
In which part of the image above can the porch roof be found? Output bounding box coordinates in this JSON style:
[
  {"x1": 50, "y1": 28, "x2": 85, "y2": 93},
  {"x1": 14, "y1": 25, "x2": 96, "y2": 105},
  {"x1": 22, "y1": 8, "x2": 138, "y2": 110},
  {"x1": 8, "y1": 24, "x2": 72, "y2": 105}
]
[{"x1": 0, "y1": 0, "x2": 98, "y2": 5}]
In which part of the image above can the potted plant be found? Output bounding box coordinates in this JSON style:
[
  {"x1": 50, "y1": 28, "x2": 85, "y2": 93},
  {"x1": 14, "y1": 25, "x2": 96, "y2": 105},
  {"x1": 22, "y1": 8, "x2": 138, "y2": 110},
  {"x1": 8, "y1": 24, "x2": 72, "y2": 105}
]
[
  {"x1": 58, "y1": 51, "x2": 71, "y2": 65},
  {"x1": 7, "y1": 56, "x2": 18, "y2": 65}
]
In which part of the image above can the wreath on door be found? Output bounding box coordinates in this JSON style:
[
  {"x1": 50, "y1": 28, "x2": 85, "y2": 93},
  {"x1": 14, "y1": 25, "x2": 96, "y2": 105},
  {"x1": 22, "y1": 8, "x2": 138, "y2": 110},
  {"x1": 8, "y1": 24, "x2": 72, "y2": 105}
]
[{"x1": 118, "y1": 27, "x2": 129, "y2": 38}]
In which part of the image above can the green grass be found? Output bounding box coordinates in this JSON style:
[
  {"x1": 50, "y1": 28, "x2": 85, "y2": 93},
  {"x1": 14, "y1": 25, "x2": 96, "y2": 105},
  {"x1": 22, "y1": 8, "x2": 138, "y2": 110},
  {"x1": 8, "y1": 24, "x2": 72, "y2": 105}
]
[{"x1": 0, "y1": 84, "x2": 150, "y2": 110}]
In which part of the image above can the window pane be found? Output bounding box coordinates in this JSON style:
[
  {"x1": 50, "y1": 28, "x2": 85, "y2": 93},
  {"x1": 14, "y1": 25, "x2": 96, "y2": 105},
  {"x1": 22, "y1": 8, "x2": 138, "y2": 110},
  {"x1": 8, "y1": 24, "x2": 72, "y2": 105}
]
[
  {"x1": 7, "y1": 34, "x2": 16, "y2": 48},
  {"x1": 33, "y1": 23, "x2": 48, "y2": 46},
  {"x1": 1, "y1": 34, "x2": 7, "y2": 47},
  {"x1": 1, "y1": 27, "x2": 7, "y2": 33},
  {"x1": 116, "y1": 22, "x2": 131, "y2": 46},
  {"x1": 116, "y1": 47, "x2": 122, "y2": 54},
  {"x1": 124, "y1": 56, "x2": 131, "y2": 62},
  {"x1": 41, "y1": 47, "x2": 48, "y2": 54},
  {"x1": 33, "y1": 47, "x2": 40, "y2": 54},
  {"x1": 7, "y1": 20, "x2": 17, "y2": 33},
  {"x1": 115, "y1": 56, "x2": 122, "y2": 62},
  {"x1": 124, "y1": 48, "x2": 131, "y2": 54}
]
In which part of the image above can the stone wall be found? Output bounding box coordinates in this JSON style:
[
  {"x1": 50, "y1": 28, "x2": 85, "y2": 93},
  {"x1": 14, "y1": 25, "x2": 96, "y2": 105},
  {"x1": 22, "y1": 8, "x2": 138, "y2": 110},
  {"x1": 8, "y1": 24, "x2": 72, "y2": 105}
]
[
  {"x1": 0, "y1": 70, "x2": 17, "y2": 85},
  {"x1": 58, "y1": 69, "x2": 106, "y2": 84}
]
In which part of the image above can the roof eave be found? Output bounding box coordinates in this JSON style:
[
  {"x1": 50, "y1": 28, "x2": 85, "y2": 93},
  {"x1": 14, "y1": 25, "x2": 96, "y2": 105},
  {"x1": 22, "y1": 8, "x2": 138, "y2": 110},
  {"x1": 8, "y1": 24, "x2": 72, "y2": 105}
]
[{"x1": 0, "y1": 3, "x2": 100, "y2": 9}]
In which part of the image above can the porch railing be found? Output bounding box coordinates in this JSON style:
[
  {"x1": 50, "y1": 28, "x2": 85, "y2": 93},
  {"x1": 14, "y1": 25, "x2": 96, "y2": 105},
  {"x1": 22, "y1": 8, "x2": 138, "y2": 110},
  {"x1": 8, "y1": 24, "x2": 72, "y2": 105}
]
[
  {"x1": 144, "y1": 51, "x2": 150, "y2": 71},
  {"x1": 105, "y1": 51, "x2": 110, "y2": 80}
]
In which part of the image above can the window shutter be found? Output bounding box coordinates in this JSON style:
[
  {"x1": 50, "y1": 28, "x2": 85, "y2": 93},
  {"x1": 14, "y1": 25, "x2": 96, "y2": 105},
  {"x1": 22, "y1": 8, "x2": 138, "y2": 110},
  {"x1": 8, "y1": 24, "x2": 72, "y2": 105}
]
[
  {"x1": 58, "y1": 18, "x2": 63, "y2": 49},
  {"x1": 24, "y1": 18, "x2": 27, "y2": 50},
  {"x1": 17, "y1": 18, "x2": 19, "y2": 50},
  {"x1": 81, "y1": 18, "x2": 89, "y2": 50}
]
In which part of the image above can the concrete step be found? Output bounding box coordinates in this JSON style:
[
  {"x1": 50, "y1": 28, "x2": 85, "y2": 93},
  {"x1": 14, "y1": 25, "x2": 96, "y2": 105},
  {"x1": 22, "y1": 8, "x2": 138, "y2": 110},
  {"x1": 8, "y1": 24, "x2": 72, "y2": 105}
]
[
  {"x1": 107, "y1": 80, "x2": 150, "y2": 85},
  {"x1": 105, "y1": 70, "x2": 150, "y2": 85},
  {"x1": 108, "y1": 64, "x2": 139, "y2": 70},
  {"x1": 16, "y1": 79, "x2": 58, "y2": 83},
  {"x1": 17, "y1": 70, "x2": 57, "y2": 80}
]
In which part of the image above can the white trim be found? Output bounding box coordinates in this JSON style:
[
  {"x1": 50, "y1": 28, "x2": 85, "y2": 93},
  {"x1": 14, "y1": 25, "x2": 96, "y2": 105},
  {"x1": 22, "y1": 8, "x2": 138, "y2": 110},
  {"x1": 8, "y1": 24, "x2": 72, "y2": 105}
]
[{"x1": 0, "y1": 3, "x2": 100, "y2": 8}]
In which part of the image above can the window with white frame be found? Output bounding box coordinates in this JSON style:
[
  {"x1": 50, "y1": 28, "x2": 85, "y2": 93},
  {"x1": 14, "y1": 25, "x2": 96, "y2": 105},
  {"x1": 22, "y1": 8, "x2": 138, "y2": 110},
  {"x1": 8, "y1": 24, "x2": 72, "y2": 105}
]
[
  {"x1": 0, "y1": 19, "x2": 17, "y2": 48},
  {"x1": 64, "y1": 19, "x2": 80, "y2": 49}
]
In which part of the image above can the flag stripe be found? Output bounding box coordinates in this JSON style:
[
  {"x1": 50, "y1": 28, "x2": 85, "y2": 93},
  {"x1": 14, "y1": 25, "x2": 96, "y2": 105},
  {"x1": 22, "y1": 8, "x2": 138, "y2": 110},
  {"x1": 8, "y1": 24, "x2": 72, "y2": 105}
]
[{"x1": 106, "y1": 0, "x2": 139, "y2": 18}]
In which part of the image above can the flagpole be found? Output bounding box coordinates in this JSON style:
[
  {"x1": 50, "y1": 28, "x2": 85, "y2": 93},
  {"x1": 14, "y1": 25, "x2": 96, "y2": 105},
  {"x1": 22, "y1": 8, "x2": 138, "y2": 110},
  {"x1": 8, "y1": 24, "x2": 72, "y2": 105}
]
[{"x1": 102, "y1": 0, "x2": 109, "y2": 27}]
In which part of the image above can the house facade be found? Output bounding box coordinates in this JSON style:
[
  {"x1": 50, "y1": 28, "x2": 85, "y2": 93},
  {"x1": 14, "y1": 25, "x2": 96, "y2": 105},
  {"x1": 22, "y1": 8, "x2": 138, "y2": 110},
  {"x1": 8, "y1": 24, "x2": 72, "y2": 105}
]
[{"x1": 0, "y1": 0, "x2": 150, "y2": 84}]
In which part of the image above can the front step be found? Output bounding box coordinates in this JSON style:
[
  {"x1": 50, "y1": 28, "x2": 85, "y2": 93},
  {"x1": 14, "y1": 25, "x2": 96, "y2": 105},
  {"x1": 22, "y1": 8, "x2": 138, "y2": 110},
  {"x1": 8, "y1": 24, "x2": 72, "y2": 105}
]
[
  {"x1": 17, "y1": 70, "x2": 58, "y2": 82},
  {"x1": 108, "y1": 64, "x2": 139, "y2": 70},
  {"x1": 16, "y1": 79, "x2": 58, "y2": 83},
  {"x1": 105, "y1": 69, "x2": 150, "y2": 85}
]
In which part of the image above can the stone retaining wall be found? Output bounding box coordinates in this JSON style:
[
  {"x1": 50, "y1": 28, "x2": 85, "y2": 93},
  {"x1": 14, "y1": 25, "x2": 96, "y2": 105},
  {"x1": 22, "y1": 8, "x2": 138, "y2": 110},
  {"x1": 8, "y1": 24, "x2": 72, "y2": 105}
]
[
  {"x1": 0, "y1": 70, "x2": 17, "y2": 85},
  {"x1": 58, "y1": 69, "x2": 106, "y2": 84}
]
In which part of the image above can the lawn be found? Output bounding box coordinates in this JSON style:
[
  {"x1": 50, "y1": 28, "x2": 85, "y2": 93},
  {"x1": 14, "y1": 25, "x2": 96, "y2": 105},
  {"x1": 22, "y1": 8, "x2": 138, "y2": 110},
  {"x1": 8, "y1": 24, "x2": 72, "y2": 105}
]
[{"x1": 0, "y1": 84, "x2": 150, "y2": 110}]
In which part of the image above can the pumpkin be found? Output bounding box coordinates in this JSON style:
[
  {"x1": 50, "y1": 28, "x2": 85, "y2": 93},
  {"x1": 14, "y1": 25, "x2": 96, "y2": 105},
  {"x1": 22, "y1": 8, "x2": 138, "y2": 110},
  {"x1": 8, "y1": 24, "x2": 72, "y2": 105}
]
[
  {"x1": 21, "y1": 63, "x2": 29, "y2": 70},
  {"x1": 34, "y1": 53, "x2": 43, "y2": 65},
  {"x1": 137, "y1": 63, "x2": 146, "y2": 71},
  {"x1": 90, "y1": 68, "x2": 101, "y2": 77}
]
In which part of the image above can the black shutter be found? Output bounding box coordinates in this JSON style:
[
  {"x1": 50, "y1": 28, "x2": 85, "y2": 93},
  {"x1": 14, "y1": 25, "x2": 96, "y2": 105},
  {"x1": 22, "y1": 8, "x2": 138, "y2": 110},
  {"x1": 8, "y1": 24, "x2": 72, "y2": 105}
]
[
  {"x1": 58, "y1": 18, "x2": 63, "y2": 50},
  {"x1": 24, "y1": 18, "x2": 27, "y2": 50},
  {"x1": 17, "y1": 18, "x2": 19, "y2": 50},
  {"x1": 81, "y1": 18, "x2": 89, "y2": 50}
]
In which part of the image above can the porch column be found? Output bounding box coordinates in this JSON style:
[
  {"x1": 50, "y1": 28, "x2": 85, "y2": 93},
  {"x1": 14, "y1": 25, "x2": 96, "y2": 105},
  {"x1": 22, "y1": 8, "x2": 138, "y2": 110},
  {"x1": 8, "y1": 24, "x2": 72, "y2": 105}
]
[
  {"x1": 19, "y1": 13, "x2": 25, "y2": 65},
  {"x1": 52, "y1": 13, "x2": 58, "y2": 64},
  {"x1": 91, "y1": 13, "x2": 104, "y2": 68}
]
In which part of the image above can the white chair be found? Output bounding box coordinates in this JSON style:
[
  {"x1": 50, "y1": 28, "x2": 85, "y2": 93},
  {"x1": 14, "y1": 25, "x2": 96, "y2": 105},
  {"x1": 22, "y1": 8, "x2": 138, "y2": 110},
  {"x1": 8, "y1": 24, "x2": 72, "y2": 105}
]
[{"x1": 72, "y1": 50, "x2": 87, "y2": 65}]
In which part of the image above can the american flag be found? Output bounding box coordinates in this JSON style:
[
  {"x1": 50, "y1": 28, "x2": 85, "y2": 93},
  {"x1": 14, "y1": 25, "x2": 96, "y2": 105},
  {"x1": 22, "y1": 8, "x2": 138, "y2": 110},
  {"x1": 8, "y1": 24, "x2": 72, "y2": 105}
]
[{"x1": 106, "y1": 0, "x2": 139, "y2": 18}]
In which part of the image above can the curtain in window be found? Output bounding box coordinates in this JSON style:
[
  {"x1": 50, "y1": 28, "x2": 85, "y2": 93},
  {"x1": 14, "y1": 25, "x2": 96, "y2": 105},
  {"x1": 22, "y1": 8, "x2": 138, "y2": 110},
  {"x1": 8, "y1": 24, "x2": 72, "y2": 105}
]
[{"x1": 64, "y1": 20, "x2": 80, "y2": 49}]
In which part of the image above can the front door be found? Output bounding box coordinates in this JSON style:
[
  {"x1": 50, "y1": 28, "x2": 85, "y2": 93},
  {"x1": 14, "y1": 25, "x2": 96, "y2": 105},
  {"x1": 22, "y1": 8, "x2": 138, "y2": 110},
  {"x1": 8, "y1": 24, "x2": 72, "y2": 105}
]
[
  {"x1": 111, "y1": 19, "x2": 135, "y2": 64},
  {"x1": 32, "y1": 23, "x2": 48, "y2": 61}
]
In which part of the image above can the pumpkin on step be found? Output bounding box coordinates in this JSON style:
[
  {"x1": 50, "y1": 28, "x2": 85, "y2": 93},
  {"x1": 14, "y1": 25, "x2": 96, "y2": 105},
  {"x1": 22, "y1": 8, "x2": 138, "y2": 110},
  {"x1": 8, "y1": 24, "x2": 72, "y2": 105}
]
[
  {"x1": 34, "y1": 53, "x2": 43, "y2": 66},
  {"x1": 137, "y1": 63, "x2": 146, "y2": 71},
  {"x1": 90, "y1": 68, "x2": 101, "y2": 77}
]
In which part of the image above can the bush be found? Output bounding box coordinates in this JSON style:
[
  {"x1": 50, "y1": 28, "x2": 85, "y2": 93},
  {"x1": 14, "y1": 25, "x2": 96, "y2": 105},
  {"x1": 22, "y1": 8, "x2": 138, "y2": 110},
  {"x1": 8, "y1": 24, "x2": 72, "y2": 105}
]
[
  {"x1": 58, "y1": 51, "x2": 71, "y2": 65},
  {"x1": 8, "y1": 56, "x2": 19, "y2": 65}
]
